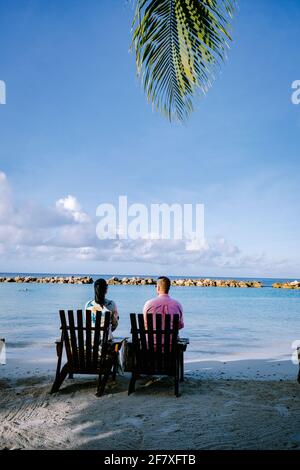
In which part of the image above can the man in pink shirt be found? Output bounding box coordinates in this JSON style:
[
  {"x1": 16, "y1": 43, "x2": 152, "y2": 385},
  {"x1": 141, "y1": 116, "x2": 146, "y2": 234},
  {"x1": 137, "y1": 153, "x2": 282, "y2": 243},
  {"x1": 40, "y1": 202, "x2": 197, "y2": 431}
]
[{"x1": 143, "y1": 276, "x2": 184, "y2": 330}]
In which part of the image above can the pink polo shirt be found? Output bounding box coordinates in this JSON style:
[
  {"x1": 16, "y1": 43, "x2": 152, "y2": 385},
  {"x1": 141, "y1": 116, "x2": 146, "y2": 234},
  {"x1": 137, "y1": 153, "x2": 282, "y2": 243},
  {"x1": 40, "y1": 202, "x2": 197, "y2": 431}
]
[{"x1": 143, "y1": 294, "x2": 184, "y2": 330}]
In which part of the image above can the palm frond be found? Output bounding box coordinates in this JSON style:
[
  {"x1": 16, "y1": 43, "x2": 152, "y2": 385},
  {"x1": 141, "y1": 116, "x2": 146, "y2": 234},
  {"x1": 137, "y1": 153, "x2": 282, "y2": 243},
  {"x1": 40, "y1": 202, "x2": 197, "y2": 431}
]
[{"x1": 132, "y1": 0, "x2": 236, "y2": 121}]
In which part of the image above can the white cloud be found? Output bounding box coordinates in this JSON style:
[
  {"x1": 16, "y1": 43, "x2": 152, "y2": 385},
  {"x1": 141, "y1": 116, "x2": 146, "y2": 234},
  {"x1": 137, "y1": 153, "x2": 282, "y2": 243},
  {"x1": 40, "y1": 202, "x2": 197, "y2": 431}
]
[
  {"x1": 0, "y1": 172, "x2": 94, "y2": 252},
  {"x1": 0, "y1": 171, "x2": 13, "y2": 220},
  {"x1": 56, "y1": 195, "x2": 90, "y2": 224},
  {"x1": 0, "y1": 171, "x2": 291, "y2": 273}
]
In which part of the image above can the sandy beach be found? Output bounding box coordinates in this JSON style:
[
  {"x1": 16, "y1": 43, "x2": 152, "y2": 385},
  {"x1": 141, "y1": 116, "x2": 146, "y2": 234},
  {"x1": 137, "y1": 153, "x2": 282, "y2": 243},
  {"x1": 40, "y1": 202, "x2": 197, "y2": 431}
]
[{"x1": 1, "y1": 359, "x2": 300, "y2": 450}]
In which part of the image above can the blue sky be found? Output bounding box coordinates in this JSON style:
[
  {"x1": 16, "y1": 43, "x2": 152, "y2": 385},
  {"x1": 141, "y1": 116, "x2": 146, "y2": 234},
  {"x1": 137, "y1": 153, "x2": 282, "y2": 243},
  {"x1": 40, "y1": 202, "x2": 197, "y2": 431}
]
[{"x1": 0, "y1": 0, "x2": 300, "y2": 277}]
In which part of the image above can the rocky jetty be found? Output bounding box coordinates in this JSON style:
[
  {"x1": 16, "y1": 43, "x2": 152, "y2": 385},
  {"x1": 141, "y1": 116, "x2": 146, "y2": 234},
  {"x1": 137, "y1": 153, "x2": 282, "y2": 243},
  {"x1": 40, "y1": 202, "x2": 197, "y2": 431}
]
[
  {"x1": 0, "y1": 275, "x2": 263, "y2": 287},
  {"x1": 108, "y1": 276, "x2": 157, "y2": 286},
  {"x1": 172, "y1": 279, "x2": 262, "y2": 288},
  {"x1": 0, "y1": 276, "x2": 93, "y2": 284},
  {"x1": 272, "y1": 280, "x2": 300, "y2": 290},
  {"x1": 107, "y1": 277, "x2": 262, "y2": 288}
]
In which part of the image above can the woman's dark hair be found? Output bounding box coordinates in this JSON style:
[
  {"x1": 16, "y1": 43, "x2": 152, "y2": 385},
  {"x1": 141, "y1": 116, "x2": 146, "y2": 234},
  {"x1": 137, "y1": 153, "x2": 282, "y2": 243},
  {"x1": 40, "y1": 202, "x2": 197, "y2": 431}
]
[{"x1": 94, "y1": 278, "x2": 108, "y2": 306}]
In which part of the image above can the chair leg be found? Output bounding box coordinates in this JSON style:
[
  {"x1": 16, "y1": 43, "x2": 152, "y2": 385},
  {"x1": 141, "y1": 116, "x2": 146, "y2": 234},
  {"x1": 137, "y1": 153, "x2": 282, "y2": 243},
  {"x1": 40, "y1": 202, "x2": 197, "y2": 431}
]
[
  {"x1": 51, "y1": 341, "x2": 63, "y2": 392},
  {"x1": 68, "y1": 373, "x2": 74, "y2": 379},
  {"x1": 180, "y1": 351, "x2": 184, "y2": 382},
  {"x1": 128, "y1": 372, "x2": 137, "y2": 395},
  {"x1": 175, "y1": 357, "x2": 180, "y2": 397},
  {"x1": 50, "y1": 364, "x2": 69, "y2": 393}
]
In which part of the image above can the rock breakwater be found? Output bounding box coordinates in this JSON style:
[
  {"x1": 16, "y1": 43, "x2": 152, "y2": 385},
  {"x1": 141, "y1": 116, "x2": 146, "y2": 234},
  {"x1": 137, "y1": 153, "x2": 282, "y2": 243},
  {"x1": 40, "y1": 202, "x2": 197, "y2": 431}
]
[
  {"x1": 0, "y1": 276, "x2": 93, "y2": 284},
  {"x1": 272, "y1": 280, "x2": 300, "y2": 290},
  {"x1": 107, "y1": 277, "x2": 262, "y2": 288},
  {"x1": 0, "y1": 276, "x2": 263, "y2": 287}
]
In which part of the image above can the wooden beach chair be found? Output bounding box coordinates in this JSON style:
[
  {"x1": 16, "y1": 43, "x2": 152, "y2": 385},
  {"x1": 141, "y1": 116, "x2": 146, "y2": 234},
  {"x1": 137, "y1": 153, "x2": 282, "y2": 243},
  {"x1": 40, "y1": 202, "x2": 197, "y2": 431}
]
[
  {"x1": 51, "y1": 310, "x2": 123, "y2": 396},
  {"x1": 128, "y1": 313, "x2": 189, "y2": 397}
]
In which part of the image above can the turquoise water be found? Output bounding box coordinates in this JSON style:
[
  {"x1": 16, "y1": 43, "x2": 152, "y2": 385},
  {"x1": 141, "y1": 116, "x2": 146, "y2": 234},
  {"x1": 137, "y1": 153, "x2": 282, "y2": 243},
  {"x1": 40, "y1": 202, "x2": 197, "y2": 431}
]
[{"x1": 0, "y1": 277, "x2": 299, "y2": 375}]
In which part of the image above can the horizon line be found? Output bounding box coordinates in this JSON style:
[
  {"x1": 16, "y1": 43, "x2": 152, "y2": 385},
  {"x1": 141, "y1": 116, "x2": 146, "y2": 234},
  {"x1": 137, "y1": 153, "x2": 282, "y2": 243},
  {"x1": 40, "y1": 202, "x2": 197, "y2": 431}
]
[{"x1": 0, "y1": 272, "x2": 299, "y2": 281}]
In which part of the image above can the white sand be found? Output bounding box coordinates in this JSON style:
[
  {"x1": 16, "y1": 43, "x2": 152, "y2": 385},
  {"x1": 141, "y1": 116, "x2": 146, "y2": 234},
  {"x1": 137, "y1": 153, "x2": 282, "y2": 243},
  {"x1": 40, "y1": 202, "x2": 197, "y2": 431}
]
[{"x1": 1, "y1": 359, "x2": 300, "y2": 450}]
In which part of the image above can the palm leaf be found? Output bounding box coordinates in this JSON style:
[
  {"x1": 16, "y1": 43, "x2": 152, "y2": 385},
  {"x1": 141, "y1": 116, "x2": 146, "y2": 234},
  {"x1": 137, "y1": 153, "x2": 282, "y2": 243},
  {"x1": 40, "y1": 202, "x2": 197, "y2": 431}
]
[{"x1": 132, "y1": 0, "x2": 236, "y2": 121}]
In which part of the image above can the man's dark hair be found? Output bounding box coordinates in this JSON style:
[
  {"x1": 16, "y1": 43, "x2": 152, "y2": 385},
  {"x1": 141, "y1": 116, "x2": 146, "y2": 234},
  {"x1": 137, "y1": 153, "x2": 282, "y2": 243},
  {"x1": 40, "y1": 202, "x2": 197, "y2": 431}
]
[{"x1": 157, "y1": 276, "x2": 171, "y2": 294}]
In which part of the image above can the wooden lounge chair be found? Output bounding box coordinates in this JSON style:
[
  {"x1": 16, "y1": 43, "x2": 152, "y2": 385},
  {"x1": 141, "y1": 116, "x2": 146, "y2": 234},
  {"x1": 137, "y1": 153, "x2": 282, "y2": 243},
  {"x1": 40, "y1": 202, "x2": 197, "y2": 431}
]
[
  {"x1": 128, "y1": 313, "x2": 189, "y2": 397},
  {"x1": 51, "y1": 310, "x2": 123, "y2": 396}
]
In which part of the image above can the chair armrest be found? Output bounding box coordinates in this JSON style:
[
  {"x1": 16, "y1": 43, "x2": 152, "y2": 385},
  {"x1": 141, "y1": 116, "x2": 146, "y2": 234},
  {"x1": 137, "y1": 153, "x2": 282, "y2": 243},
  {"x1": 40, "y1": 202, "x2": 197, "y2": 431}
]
[
  {"x1": 177, "y1": 337, "x2": 189, "y2": 351},
  {"x1": 113, "y1": 336, "x2": 129, "y2": 343},
  {"x1": 178, "y1": 337, "x2": 189, "y2": 345}
]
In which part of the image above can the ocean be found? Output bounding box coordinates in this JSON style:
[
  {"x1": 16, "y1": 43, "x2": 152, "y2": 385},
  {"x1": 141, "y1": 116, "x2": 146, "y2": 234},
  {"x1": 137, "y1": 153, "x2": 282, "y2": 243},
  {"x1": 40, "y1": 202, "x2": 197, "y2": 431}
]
[{"x1": 0, "y1": 274, "x2": 299, "y2": 377}]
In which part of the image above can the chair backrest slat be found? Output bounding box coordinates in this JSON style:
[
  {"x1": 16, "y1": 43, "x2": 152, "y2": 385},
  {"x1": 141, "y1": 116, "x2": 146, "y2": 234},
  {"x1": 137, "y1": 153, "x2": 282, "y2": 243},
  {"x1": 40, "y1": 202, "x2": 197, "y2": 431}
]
[
  {"x1": 130, "y1": 313, "x2": 139, "y2": 368},
  {"x1": 99, "y1": 312, "x2": 110, "y2": 365},
  {"x1": 171, "y1": 314, "x2": 179, "y2": 370},
  {"x1": 156, "y1": 314, "x2": 163, "y2": 371},
  {"x1": 85, "y1": 310, "x2": 92, "y2": 369},
  {"x1": 68, "y1": 310, "x2": 79, "y2": 369},
  {"x1": 164, "y1": 314, "x2": 171, "y2": 369},
  {"x1": 60, "y1": 310, "x2": 73, "y2": 365},
  {"x1": 92, "y1": 311, "x2": 102, "y2": 367},
  {"x1": 146, "y1": 314, "x2": 155, "y2": 374},
  {"x1": 138, "y1": 314, "x2": 148, "y2": 369},
  {"x1": 77, "y1": 310, "x2": 85, "y2": 369}
]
